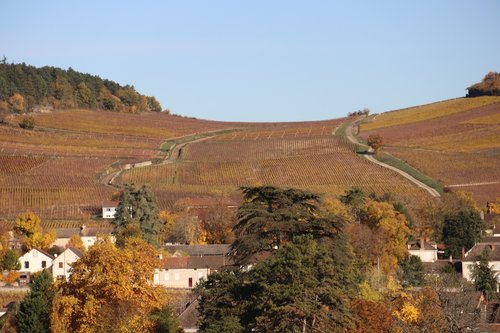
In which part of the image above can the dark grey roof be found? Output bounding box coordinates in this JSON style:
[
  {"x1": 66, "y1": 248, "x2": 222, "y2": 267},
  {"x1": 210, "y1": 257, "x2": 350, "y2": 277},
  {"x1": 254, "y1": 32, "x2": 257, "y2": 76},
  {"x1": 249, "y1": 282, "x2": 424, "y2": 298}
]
[
  {"x1": 463, "y1": 243, "x2": 500, "y2": 262},
  {"x1": 163, "y1": 255, "x2": 231, "y2": 270},
  {"x1": 178, "y1": 299, "x2": 199, "y2": 330},
  {"x1": 55, "y1": 228, "x2": 81, "y2": 238},
  {"x1": 423, "y1": 260, "x2": 462, "y2": 274},
  {"x1": 55, "y1": 227, "x2": 113, "y2": 239},
  {"x1": 164, "y1": 244, "x2": 231, "y2": 256}
]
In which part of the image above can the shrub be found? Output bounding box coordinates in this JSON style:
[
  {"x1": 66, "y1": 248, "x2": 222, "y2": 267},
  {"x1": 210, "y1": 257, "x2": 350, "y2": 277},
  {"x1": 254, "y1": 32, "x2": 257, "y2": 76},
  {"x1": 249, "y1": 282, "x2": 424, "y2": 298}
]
[{"x1": 18, "y1": 116, "x2": 35, "y2": 130}]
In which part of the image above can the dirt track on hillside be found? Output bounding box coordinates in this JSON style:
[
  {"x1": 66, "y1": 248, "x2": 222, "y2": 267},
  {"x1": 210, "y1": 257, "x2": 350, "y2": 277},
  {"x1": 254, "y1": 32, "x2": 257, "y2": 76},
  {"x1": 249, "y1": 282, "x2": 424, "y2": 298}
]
[{"x1": 345, "y1": 119, "x2": 441, "y2": 198}]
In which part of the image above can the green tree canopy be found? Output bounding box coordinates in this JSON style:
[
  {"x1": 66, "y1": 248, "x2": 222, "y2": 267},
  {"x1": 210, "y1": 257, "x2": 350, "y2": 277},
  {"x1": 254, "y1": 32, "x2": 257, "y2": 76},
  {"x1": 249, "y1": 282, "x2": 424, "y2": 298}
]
[
  {"x1": 471, "y1": 248, "x2": 497, "y2": 301},
  {"x1": 231, "y1": 186, "x2": 345, "y2": 264},
  {"x1": 398, "y1": 255, "x2": 425, "y2": 288},
  {"x1": 198, "y1": 236, "x2": 358, "y2": 333},
  {"x1": 112, "y1": 184, "x2": 164, "y2": 247},
  {"x1": 16, "y1": 270, "x2": 54, "y2": 333},
  {"x1": 443, "y1": 210, "x2": 485, "y2": 258}
]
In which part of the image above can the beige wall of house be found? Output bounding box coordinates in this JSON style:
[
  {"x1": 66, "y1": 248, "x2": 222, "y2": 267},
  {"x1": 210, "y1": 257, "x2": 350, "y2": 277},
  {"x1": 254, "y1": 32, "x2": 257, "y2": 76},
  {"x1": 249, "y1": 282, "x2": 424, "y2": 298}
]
[
  {"x1": 18, "y1": 249, "x2": 53, "y2": 274},
  {"x1": 154, "y1": 268, "x2": 210, "y2": 289},
  {"x1": 52, "y1": 249, "x2": 82, "y2": 280},
  {"x1": 408, "y1": 249, "x2": 438, "y2": 262}
]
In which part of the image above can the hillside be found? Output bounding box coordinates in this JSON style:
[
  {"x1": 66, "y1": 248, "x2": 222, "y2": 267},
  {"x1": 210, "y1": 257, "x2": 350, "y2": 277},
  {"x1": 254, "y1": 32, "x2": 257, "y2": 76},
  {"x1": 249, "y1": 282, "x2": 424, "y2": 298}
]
[
  {"x1": 359, "y1": 96, "x2": 500, "y2": 206},
  {"x1": 0, "y1": 60, "x2": 162, "y2": 114},
  {"x1": 0, "y1": 107, "x2": 434, "y2": 222}
]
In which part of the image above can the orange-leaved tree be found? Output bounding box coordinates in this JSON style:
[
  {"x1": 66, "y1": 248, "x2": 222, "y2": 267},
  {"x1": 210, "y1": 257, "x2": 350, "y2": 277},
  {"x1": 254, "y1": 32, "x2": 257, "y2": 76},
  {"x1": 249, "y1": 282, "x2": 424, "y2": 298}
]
[
  {"x1": 367, "y1": 134, "x2": 384, "y2": 154},
  {"x1": 50, "y1": 237, "x2": 167, "y2": 333}
]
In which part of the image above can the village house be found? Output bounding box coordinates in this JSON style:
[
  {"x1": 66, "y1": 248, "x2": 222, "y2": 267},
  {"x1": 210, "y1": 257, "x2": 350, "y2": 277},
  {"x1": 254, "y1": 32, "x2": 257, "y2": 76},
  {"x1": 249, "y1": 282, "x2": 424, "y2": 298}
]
[
  {"x1": 18, "y1": 248, "x2": 54, "y2": 276},
  {"x1": 462, "y1": 237, "x2": 500, "y2": 284},
  {"x1": 154, "y1": 255, "x2": 229, "y2": 289},
  {"x1": 52, "y1": 225, "x2": 113, "y2": 250},
  {"x1": 52, "y1": 247, "x2": 84, "y2": 281},
  {"x1": 407, "y1": 237, "x2": 438, "y2": 263},
  {"x1": 102, "y1": 201, "x2": 119, "y2": 219}
]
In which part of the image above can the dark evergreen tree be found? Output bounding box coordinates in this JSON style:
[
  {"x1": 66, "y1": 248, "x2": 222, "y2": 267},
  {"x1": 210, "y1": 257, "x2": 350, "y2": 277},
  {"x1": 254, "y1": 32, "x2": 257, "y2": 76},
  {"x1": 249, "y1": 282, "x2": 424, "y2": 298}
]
[
  {"x1": 398, "y1": 255, "x2": 425, "y2": 287},
  {"x1": 471, "y1": 248, "x2": 497, "y2": 301},
  {"x1": 198, "y1": 236, "x2": 358, "y2": 333},
  {"x1": 231, "y1": 186, "x2": 345, "y2": 264},
  {"x1": 196, "y1": 271, "x2": 247, "y2": 333},
  {"x1": 443, "y1": 210, "x2": 485, "y2": 258},
  {"x1": 112, "y1": 184, "x2": 164, "y2": 246},
  {"x1": 151, "y1": 305, "x2": 183, "y2": 333},
  {"x1": 339, "y1": 187, "x2": 366, "y2": 223},
  {"x1": 247, "y1": 235, "x2": 357, "y2": 333},
  {"x1": 15, "y1": 270, "x2": 54, "y2": 333}
]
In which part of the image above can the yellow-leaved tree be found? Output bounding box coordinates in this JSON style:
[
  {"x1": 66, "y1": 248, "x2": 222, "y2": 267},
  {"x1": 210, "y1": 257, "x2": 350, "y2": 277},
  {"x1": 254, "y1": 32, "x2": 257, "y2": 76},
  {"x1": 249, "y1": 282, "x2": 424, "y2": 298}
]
[
  {"x1": 364, "y1": 200, "x2": 410, "y2": 274},
  {"x1": 14, "y1": 212, "x2": 56, "y2": 250},
  {"x1": 67, "y1": 234, "x2": 86, "y2": 252},
  {"x1": 50, "y1": 237, "x2": 166, "y2": 333}
]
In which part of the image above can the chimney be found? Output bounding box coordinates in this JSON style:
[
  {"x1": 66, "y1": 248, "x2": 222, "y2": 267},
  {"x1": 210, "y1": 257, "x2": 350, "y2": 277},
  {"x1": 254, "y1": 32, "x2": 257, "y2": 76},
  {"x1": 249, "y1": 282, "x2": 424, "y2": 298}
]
[
  {"x1": 420, "y1": 237, "x2": 425, "y2": 250},
  {"x1": 461, "y1": 247, "x2": 465, "y2": 260},
  {"x1": 449, "y1": 255, "x2": 453, "y2": 263}
]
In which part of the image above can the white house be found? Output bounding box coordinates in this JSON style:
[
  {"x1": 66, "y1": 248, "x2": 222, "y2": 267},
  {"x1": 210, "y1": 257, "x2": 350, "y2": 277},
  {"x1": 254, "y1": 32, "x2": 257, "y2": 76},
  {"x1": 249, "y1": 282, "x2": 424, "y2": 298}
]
[
  {"x1": 407, "y1": 238, "x2": 438, "y2": 263},
  {"x1": 102, "y1": 201, "x2": 119, "y2": 219},
  {"x1": 18, "y1": 248, "x2": 54, "y2": 275},
  {"x1": 154, "y1": 255, "x2": 228, "y2": 289},
  {"x1": 462, "y1": 237, "x2": 500, "y2": 283},
  {"x1": 52, "y1": 247, "x2": 84, "y2": 281}
]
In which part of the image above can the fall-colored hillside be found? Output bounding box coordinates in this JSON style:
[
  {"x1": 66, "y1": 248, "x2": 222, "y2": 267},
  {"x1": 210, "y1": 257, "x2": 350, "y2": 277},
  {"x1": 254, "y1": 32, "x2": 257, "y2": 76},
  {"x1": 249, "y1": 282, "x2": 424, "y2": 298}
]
[{"x1": 360, "y1": 97, "x2": 500, "y2": 205}]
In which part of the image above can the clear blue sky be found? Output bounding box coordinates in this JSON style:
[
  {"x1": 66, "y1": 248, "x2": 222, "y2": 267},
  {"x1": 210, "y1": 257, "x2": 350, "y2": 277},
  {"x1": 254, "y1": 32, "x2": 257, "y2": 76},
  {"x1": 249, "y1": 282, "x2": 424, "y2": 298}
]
[{"x1": 1, "y1": 1, "x2": 499, "y2": 122}]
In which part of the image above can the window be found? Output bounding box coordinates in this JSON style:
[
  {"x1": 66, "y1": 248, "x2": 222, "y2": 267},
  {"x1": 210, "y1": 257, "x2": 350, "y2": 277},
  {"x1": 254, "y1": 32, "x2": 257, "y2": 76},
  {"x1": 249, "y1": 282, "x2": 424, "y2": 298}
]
[
  {"x1": 24, "y1": 261, "x2": 29, "y2": 269},
  {"x1": 42, "y1": 261, "x2": 46, "y2": 268},
  {"x1": 188, "y1": 277, "x2": 193, "y2": 288},
  {"x1": 59, "y1": 262, "x2": 63, "y2": 269}
]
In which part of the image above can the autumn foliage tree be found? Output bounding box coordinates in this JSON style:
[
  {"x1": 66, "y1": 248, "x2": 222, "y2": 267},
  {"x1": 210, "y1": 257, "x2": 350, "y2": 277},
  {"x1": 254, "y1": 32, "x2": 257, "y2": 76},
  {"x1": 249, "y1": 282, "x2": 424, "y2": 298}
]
[
  {"x1": 14, "y1": 213, "x2": 56, "y2": 250},
  {"x1": 50, "y1": 237, "x2": 168, "y2": 333},
  {"x1": 367, "y1": 134, "x2": 383, "y2": 154}
]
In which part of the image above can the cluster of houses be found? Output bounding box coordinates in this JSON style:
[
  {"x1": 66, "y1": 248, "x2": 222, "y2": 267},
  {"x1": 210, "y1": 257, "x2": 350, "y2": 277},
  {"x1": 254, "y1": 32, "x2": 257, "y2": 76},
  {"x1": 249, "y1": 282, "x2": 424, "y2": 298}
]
[{"x1": 15, "y1": 224, "x2": 231, "y2": 289}]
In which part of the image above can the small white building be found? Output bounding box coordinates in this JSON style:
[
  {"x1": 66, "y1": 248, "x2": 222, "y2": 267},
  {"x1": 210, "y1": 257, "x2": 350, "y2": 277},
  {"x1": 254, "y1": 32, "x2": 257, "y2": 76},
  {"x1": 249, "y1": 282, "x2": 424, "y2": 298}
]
[
  {"x1": 154, "y1": 256, "x2": 228, "y2": 289},
  {"x1": 52, "y1": 247, "x2": 84, "y2": 280},
  {"x1": 18, "y1": 248, "x2": 54, "y2": 275},
  {"x1": 407, "y1": 238, "x2": 438, "y2": 263},
  {"x1": 102, "y1": 201, "x2": 119, "y2": 219}
]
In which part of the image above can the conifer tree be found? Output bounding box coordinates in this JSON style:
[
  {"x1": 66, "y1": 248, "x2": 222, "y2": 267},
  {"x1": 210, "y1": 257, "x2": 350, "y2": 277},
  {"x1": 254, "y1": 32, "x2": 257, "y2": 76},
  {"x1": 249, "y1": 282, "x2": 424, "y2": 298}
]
[
  {"x1": 112, "y1": 184, "x2": 164, "y2": 246},
  {"x1": 16, "y1": 270, "x2": 54, "y2": 333}
]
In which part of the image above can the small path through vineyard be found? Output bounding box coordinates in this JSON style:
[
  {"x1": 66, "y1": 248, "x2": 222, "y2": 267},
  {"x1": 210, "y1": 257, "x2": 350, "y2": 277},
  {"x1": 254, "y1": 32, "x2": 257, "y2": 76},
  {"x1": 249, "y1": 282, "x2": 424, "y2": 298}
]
[
  {"x1": 100, "y1": 132, "x2": 221, "y2": 187},
  {"x1": 345, "y1": 118, "x2": 441, "y2": 198}
]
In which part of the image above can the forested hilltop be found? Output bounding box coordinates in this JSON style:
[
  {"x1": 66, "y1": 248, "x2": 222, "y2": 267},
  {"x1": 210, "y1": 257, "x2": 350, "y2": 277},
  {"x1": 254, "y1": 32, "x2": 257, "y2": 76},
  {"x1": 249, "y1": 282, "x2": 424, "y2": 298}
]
[{"x1": 0, "y1": 59, "x2": 163, "y2": 114}]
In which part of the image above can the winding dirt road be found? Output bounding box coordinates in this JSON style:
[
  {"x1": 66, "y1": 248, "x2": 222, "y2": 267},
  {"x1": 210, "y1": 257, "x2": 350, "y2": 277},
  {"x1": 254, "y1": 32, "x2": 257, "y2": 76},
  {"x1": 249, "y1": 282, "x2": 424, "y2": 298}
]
[{"x1": 345, "y1": 119, "x2": 441, "y2": 198}]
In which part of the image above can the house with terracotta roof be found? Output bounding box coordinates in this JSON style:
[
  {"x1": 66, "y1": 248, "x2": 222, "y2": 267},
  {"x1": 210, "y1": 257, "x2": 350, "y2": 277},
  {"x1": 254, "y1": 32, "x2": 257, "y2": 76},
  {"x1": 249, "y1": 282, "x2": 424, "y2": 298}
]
[
  {"x1": 52, "y1": 247, "x2": 84, "y2": 281},
  {"x1": 18, "y1": 248, "x2": 54, "y2": 275}
]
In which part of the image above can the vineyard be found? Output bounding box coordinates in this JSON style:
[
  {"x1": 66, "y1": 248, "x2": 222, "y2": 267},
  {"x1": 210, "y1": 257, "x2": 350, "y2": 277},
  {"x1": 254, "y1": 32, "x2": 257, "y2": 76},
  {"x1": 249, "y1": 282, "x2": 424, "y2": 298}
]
[
  {"x1": 122, "y1": 120, "x2": 431, "y2": 211},
  {"x1": 0, "y1": 156, "x2": 115, "y2": 219},
  {"x1": 360, "y1": 97, "x2": 500, "y2": 206}
]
